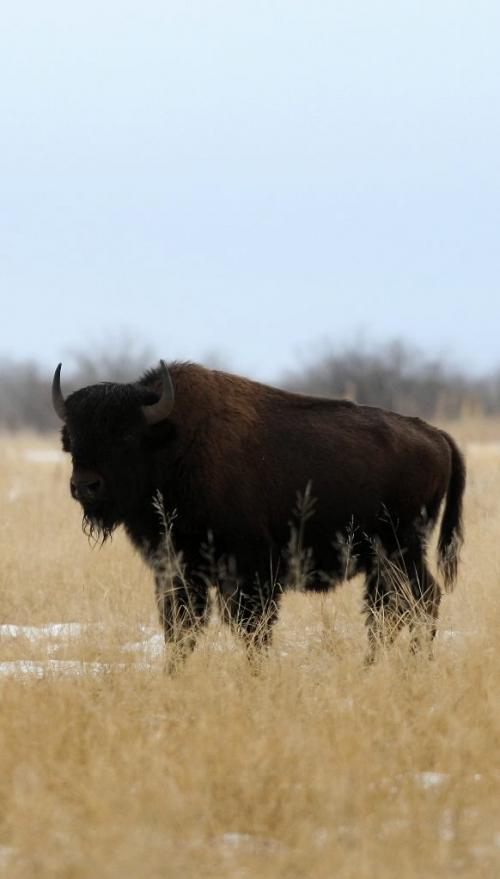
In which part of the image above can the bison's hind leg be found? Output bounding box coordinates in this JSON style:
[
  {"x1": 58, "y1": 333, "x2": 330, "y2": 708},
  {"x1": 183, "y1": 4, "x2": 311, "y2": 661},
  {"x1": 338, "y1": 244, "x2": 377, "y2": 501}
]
[
  {"x1": 363, "y1": 567, "x2": 409, "y2": 665},
  {"x1": 408, "y1": 566, "x2": 441, "y2": 659},
  {"x1": 405, "y1": 517, "x2": 442, "y2": 658},
  {"x1": 363, "y1": 523, "x2": 442, "y2": 664}
]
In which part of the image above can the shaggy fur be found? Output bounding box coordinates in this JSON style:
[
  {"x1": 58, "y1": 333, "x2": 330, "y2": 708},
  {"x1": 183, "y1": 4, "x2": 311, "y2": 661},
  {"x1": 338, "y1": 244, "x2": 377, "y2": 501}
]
[{"x1": 59, "y1": 361, "x2": 466, "y2": 661}]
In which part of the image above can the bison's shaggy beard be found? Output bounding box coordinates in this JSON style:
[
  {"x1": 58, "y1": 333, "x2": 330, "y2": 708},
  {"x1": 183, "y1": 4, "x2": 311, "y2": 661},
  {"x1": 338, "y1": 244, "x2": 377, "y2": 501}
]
[{"x1": 81, "y1": 513, "x2": 117, "y2": 545}]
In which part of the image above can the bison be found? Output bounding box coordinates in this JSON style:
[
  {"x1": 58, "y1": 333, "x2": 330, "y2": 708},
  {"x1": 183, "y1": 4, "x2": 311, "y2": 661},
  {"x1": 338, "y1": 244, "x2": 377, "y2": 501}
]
[{"x1": 52, "y1": 360, "x2": 465, "y2": 664}]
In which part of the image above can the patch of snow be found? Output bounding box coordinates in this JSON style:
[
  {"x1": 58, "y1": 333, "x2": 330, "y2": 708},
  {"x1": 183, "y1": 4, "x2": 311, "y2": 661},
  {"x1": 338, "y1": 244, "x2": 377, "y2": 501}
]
[
  {"x1": 122, "y1": 634, "x2": 165, "y2": 656},
  {"x1": 0, "y1": 845, "x2": 16, "y2": 868},
  {"x1": 0, "y1": 658, "x2": 154, "y2": 678},
  {"x1": 439, "y1": 808, "x2": 455, "y2": 842},
  {"x1": 0, "y1": 622, "x2": 102, "y2": 642},
  {"x1": 414, "y1": 772, "x2": 449, "y2": 789},
  {"x1": 6, "y1": 486, "x2": 23, "y2": 503},
  {"x1": 0, "y1": 659, "x2": 109, "y2": 678},
  {"x1": 413, "y1": 771, "x2": 482, "y2": 791},
  {"x1": 0, "y1": 619, "x2": 170, "y2": 676},
  {"x1": 437, "y1": 629, "x2": 478, "y2": 642},
  {"x1": 216, "y1": 832, "x2": 282, "y2": 854},
  {"x1": 0, "y1": 613, "x2": 482, "y2": 681}
]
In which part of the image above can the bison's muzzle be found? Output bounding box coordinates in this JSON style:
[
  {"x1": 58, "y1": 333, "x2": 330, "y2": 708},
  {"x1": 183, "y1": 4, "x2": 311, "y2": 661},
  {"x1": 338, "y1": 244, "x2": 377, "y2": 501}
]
[{"x1": 70, "y1": 469, "x2": 106, "y2": 505}]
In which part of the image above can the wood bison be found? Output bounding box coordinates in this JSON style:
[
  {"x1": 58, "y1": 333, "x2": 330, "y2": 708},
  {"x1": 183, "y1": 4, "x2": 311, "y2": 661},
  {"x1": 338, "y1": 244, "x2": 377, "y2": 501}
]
[{"x1": 52, "y1": 360, "x2": 465, "y2": 664}]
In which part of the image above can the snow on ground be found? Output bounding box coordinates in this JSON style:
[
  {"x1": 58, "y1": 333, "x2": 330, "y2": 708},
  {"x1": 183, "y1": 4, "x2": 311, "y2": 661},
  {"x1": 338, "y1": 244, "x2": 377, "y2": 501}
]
[
  {"x1": 0, "y1": 622, "x2": 161, "y2": 677},
  {"x1": 0, "y1": 622, "x2": 99, "y2": 641},
  {"x1": 0, "y1": 620, "x2": 496, "y2": 854},
  {"x1": 0, "y1": 659, "x2": 133, "y2": 678},
  {"x1": 0, "y1": 620, "x2": 477, "y2": 679}
]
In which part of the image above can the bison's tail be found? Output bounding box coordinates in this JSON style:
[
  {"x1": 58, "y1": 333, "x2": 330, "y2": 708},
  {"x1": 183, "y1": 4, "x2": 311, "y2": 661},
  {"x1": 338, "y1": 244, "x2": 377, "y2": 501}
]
[{"x1": 437, "y1": 432, "x2": 466, "y2": 592}]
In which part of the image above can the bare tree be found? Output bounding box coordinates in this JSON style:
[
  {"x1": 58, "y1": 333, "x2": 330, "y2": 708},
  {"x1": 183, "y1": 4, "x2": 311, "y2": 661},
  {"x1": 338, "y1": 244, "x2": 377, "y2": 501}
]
[
  {"x1": 0, "y1": 337, "x2": 157, "y2": 431},
  {"x1": 282, "y1": 340, "x2": 486, "y2": 419},
  {"x1": 1, "y1": 337, "x2": 498, "y2": 431}
]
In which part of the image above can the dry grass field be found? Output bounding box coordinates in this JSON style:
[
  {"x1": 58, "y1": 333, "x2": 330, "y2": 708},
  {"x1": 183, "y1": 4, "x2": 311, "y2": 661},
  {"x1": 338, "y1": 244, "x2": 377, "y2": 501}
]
[{"x1": 0, "y1": 424, "x2": 499, "y2": 878}]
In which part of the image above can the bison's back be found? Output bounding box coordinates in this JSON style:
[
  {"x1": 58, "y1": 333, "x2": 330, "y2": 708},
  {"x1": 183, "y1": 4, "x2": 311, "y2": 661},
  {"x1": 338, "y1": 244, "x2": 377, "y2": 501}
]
[
  {"x1": 167, "y1": 367, "x2": 452, "y2": 558},
  {"x1": 250, "y1": 395, "x2": 448, "y2": 536}
]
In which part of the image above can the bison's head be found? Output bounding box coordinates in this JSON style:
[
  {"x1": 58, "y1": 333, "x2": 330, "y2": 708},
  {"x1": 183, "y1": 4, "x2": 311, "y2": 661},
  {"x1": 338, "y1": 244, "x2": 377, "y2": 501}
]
[{"x1": 52, "y1": 361, "x2": 175, "y2": 541}]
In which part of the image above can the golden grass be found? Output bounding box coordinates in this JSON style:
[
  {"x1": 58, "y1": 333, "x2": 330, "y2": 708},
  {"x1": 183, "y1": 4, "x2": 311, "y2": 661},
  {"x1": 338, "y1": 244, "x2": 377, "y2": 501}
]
[{"x1": 0, "y1": 428, "x2": 499, "y2": 878}]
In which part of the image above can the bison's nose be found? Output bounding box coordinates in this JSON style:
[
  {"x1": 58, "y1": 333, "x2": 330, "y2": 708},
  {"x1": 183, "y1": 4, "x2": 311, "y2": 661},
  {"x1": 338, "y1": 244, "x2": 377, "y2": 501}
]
[{"x1": 70, "y1": 474, "x2": 105, "y2": 503}]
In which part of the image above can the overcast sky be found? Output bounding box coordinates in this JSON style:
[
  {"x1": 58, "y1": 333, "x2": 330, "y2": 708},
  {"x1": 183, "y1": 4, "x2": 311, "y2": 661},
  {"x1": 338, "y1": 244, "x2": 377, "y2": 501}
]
[{"x1": 2, "y1": 1, "x2": 499, "y2": 380}]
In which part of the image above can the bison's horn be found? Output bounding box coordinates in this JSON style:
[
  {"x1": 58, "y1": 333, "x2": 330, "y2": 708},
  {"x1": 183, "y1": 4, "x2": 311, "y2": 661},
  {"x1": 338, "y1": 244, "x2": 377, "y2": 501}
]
[
  {"x1": 52, "y1": 363, "x2": 66, "y2": 421},
  {"x1": 142, "y1": 360, "x2": 175, "y2": 425}
]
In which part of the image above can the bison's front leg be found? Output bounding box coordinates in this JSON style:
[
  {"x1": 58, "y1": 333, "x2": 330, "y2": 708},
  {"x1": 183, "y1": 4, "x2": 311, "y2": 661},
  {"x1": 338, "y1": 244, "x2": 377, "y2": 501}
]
[
  {"x1": 145, "y1": 533, "x2": 210, "y2": 670},
  {"x1": 217, "y1": 572, "x2": 281, "y2": 655},
  {"x1": 154, "y1": 571, "x2": 209, "y2": 672}
]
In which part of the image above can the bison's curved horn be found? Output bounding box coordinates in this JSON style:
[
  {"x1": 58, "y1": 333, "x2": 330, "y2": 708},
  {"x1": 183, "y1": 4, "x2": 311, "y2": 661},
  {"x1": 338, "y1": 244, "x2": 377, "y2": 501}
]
[
  {"x1": 142, "y1": 360, "x2": 175, "y2": 425},
  {"x1": 52, "y1": 363, "x2": 66, "y2": 421}
]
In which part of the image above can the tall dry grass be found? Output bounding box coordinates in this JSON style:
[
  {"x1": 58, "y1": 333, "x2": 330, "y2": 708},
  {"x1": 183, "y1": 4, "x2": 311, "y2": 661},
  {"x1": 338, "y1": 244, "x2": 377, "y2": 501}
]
[{"x1": 0, "y1": 428, "x2": 499, "y2": 878}]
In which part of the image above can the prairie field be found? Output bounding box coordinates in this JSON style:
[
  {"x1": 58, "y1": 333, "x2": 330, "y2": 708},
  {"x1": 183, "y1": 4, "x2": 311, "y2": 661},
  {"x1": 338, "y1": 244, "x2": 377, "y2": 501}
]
[{"x1": 0, "y1": 425, "x2": 499, "y2": 878}]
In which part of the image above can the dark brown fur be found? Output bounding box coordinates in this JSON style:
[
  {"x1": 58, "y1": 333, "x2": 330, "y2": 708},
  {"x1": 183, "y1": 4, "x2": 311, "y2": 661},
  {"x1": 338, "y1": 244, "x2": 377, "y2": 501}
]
[{"x1": 60, "y1": 362, "x2": 466, "y2": 662}]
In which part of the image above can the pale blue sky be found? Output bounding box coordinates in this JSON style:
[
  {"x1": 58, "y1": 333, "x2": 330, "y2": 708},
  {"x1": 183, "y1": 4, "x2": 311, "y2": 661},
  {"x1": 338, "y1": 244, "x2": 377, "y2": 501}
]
[{"x1": 1, "y1": 0, "x2": 499, "y2": 380}]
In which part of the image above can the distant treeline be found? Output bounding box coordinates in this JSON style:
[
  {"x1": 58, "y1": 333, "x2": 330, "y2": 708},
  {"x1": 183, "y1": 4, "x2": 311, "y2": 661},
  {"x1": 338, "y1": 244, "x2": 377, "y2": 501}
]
[
  {"x1": 0, "y1": 342, "x2": 155, "y2": 431},
  {"x1": 283, "y1": 341, "x2": 500, "y2": 420},
  {"x1": 1, "y1": 341, "x2": 499, "y2": 430}
]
